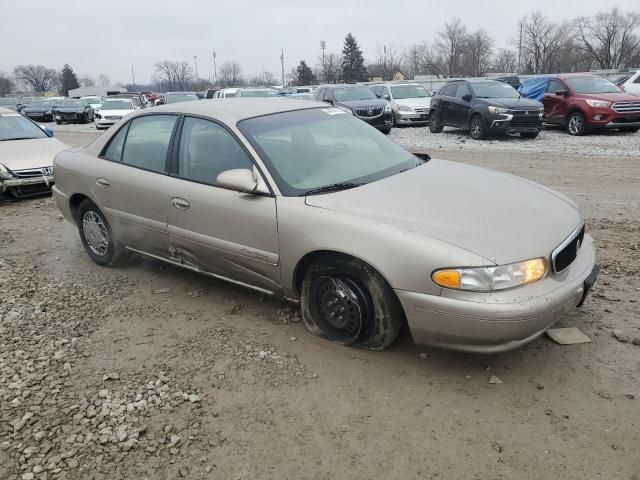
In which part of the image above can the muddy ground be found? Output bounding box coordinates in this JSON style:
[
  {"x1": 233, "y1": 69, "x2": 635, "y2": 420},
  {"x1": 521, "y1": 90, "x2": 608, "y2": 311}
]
[{"x1": 1, "y1": 126, "x2": 639, "y2": 480}]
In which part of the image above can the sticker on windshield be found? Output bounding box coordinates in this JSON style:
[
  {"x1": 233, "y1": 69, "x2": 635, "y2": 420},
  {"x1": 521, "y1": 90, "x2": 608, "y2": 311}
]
[{"x1": 322, "y1": 107, "x2": 347, "y2": 115}]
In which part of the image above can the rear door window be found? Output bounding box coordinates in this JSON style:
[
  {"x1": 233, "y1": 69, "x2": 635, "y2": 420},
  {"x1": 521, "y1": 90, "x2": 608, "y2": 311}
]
[
  {"x1": 442, "y1": 84, "x2": 458, "y2": 96},
  {"x1": 101, "y1": 124, "x2": 129, "y2": 161},
  {"x1": 546, "y1": 80, "x2": 563, "y2": 94},
  {"x1": 455, "y1": 84, "x2": 471, "y2": 98},
  {"x1": 121, "y1": 115, "x2": 178, "y2": 173}
]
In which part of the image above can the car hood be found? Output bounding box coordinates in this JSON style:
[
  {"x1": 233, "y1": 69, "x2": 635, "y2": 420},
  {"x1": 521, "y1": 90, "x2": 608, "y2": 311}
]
[
  {"x1": 305, "y1": 159, "x2": 581, "y2": 265},
  {"x1": 0, "y1": 137, "x2": 68, "y2": 170},
  {"x1": 392, "y1": 97, "x2": 431, "y2": 108},
  {"x1": 336, "y1": 99, "x2": 388, "y2": 108},
  {"x1": 478, "y1": 97, "x2": 541, "y2": 109},
  {"x1": 99, "y1": 109, "x2": 134, "y2": 116},
  {"x1": 55, "y1": 107, "x2": 84, "y2": 113},
  {"x1": 574, "y1": 92, "x2": 640, "y2": 103},
  {"x1": 23, "y1": 107, "x2": 50, "y2": 113}
]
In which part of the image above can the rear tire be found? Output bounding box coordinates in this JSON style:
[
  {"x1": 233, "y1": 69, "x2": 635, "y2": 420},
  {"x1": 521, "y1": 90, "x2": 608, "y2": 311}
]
[
  {"x1": 567, "y1": 111, "x2": 587, "y2": 136},
  {"x1": 469, "y1": 115, "x2": 486, "y2": 140},
  {"x1": 77, "y1": 199, "x2": 127, "y2": 267},
  {"x1": 300, "y1": 255, "x2": 403, "y2": 351},
  {"x1": 429, "y1": 111, "x2": 444, "y2": 133},
  {"x1": 520, "y1": 131, "x2": 539, "y2": 139}
]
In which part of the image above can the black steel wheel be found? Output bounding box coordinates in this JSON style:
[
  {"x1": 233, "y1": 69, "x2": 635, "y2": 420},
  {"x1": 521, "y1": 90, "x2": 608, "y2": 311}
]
[{"x1": 301, "y1": 255, "x2": 403, "y2": 350}]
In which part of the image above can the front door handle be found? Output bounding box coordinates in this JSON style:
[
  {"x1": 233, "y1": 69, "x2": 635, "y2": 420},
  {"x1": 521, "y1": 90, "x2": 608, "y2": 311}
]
[
  {"x1": 171, "y1": 197, "x2": 190, "y2": 210},
  {"x1": 96, "y1": 177, "x2": 110, "y2": 187}
]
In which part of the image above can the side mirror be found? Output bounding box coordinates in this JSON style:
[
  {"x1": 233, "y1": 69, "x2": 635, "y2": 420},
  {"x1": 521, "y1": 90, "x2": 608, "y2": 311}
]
[
  {"x1": 322, "y1": 98, "x2": 333, "y2": 104},
  {"x1": 555, "y1": 90, "x2": 568, "y2": 97},
  {"x1": 217, "y1": 168, "x2": 268, "y2": 194},
  {"x1": 384, "y1": 94, "x2": 390, "y2": 101},
  {"x1": 462, "y1": 94, "x2": 472, "y2": 102},
  {"x1": 156, "y1": 99, "x2": 165, "y2": 105},
  {"x1": 40, "y1": 126, "x2": 54, "y2": 137}
]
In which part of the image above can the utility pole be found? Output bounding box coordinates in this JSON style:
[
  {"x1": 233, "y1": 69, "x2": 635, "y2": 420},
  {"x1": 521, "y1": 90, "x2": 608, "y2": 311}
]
[
  {"x1": 280, "y1": 48, "x2": 285, "y2": 87},
  {"x1": 193, "y1": 55, "x2": 199, "y2": 80},
  {"x1": 413, "y1": 48, "x2": 418, "y2": 79},
  {"x1": 131, "y1": 65, "x2": 136, "y2": 87},
  {"x1": 212, "y1": 51, "x2": 217, "y2": 85},
  {"x1": 383, "y1": 45, "x2": 387, "y2": 81},
  {"x1": 517, "y1": 21, "x2": 523, "y2": 75},
  {"x1": 320, "y1": 40, "x2": 326, "y2": 82}
]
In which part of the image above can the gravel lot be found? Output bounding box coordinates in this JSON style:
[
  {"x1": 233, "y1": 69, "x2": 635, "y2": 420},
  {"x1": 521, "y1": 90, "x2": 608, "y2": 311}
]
[{"x1": 1, "y1": 125, "x2": 639, "y2": 479}]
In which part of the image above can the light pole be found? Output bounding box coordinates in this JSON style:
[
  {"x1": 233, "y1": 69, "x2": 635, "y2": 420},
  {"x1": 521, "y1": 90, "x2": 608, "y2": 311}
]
[
  {"x1": 320, "y1": 40, "x2": 326, "y2": 82},
  {"x1": 280, "y1": 48, "x2": 285, "y2": 87},
  {"x1": 193, "y1": 55, "x2": 199, "y2": 80},
  {"x1": 212, "y1": 51, "x2": 217, "y2": 85}
]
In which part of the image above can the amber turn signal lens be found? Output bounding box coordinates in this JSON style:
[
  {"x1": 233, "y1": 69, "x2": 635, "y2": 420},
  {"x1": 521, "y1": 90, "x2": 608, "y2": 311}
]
[{"x1": 432, "y1": 270, "x2": 461, "y2": 289}]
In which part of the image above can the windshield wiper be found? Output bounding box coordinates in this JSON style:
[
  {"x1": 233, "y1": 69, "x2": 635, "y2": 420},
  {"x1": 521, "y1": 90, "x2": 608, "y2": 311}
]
[
  {"x1": 302, "y1": 182, "x2": 364, "y2": 196},
  {"x1": 0, "y1": 137, "x2": 35, "y2": 141}
]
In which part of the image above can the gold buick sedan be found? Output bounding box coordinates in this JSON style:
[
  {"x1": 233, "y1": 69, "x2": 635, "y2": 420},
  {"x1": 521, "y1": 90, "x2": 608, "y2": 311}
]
[{"x1": 52, "y1": 99, "x2": 599, "y2": 353}]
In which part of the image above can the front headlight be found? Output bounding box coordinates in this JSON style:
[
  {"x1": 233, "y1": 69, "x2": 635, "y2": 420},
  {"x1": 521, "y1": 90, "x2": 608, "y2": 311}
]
[
  {"x1": 0, "y1": 163, "x2": 14, "y2": 180},
  {"x1": 432, "y1": 258, "x2": 547, "y2": 292},
  {"x1": 397, "y1": 104, "x2": 414, "y2": 113},
  {"x1": 384, "y1": 103, "x2": 392, "y2": 113},
  {"x1": 585, "y1": 99, "x2": 611, "y2": 108},
  {"x1": 488, "y1": 106, "x2": 509, "y2": 114}
]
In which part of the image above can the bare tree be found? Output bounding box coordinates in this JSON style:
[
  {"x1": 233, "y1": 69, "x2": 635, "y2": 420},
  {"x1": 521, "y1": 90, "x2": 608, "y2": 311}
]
[
  {"x1": 262, "y1": 70, "x2": 275, "y2": 86},
  {"x1": 492, "y1": 48, "x2": 518, "y2": 73},
  {"x1": 368, "y1": 44, "x2": 404, "y2": 81},
  {"x1": 0, "y1": 72, "x2": 14, "y2": 96},
  {"x1": 463, "y1": 29, "x2": 494, "y2": 76},
  {"x1": 408, "y1": 42, "x2": 447, "y2": 77},
  {"x1": 316, "y1": 52, "x2": 342, "y2": 83},
  {"x1": 218, "y1": 61, "x2": 243, "y2": 87},
  {"x1": 153, "y1": 60, "x2": 194, "y2": 91},
  {"x1": 13, "y1": 65, "x2": 58, "y2": 93},
  {"x1": 436, "y1": 18, "x2": 468, "y2": 76},
  {"x1": 519, "y1": 12, "x2": 575, "y2": 74},
  {"x1": 79, "y1": 75, "x2": 95, "y2": 87},
  {"x1": 97, "y1": 74, "x2": 111, "y2": 86},
  {"x1": 576, "y1": 7, "x2": 640, "y2": 69}
]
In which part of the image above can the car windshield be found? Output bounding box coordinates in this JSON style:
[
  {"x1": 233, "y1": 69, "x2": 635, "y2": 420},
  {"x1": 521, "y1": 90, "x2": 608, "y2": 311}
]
[
  {"x1": 83, "y1": 98, "x2": 101, "y2": 104},
  {"x1": 239, "y1": 108, "x2": 424, "y2": 196},
  {"x1": 101, "y1": 100, "x2": 132, "y2": 110},
  {"x1": 472, "y1": 82, "x2": 519, "y2": 98},
  {"x1": 60, "y1": 100, "x2": 84, "y2": 107},
  {"x1": 565, "y1": 76, "x2": 621, "y2": 94},
  {"x1": 240, "y1": 90, "x2": 277, "y2": 97},
  {"x1": 0, "y1": 113, "x2": 47, "y2": 141},
  {"x1": 334, "y1": 87, "x2": 376, "y2": 102},
  {"x1": 390, "y1": 85, "x2": 431, "y2": 99},
  {"x1": 26, "y1": 101, "x2": 51, "y2": 108},
  {"x1": 166, "y1": 93, "x2": 199, "y2": 103}
]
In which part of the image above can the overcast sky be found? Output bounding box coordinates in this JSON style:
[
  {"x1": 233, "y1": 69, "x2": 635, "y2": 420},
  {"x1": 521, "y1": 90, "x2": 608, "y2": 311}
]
[{"x1": 2, "y1": 0, "x2": 638, "y2": 85}]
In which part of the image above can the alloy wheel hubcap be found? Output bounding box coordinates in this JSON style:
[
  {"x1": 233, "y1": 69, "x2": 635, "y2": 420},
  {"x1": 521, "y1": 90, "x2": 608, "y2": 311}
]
[
  {"x1": 82, "y1": 211, "x2": 109, "y2": 256},
  {"x1": 569, "y1": 116, "x2": 582, "y2": 134},
  {"x1": 471, "y1": 120, "x2": 482, "y2": 137}
]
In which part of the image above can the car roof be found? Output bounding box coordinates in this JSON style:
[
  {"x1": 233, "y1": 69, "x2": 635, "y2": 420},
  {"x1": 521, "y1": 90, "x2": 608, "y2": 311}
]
[
  {"x1": 321, "y1": 84, "x2": 367, "y2": 88},
  {"x1": 141, "y1": 98, "x2": 323, "y2": 122},
  {"x1": 555, "y1": 73, "x2": 595, "y2": 78}
]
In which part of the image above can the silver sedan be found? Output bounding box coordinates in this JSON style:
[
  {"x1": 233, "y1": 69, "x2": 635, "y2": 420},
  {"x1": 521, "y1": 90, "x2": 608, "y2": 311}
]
[{"x1": 52, "y1": 99, "x2": 599, "y2": 353}]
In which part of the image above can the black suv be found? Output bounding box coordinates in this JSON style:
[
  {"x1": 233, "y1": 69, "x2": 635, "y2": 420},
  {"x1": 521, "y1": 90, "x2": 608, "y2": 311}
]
[
  {"x1": 429, "y1": 79, "x2": 543, "y2": 140},
  {"x1": 313, "y1": 84, "x2": 393, "y2": 134}
]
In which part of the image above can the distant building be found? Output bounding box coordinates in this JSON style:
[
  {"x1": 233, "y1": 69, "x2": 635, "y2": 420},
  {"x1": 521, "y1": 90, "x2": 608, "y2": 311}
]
[{"x1": 67, "y1": 86, "x2": 126, "y2": 98}]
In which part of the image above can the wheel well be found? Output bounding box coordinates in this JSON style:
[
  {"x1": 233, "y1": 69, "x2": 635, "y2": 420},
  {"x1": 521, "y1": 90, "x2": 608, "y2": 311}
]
[{"x1": 69, "y1": 193, "x2": 90, "y2": 224}]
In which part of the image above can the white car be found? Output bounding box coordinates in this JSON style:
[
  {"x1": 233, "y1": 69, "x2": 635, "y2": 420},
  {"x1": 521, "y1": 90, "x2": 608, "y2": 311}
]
[
  {"x1": 95, "y1": 98, "x2": 136, "y2": 130},
  {"x1": 214, "y1": 88, "x2": 239, "y2": 98},
  {"x1": 81, "y1": 96, "x2": 103, "y2": 113},
  {"x1": 620, "y1": 71, "x2": 640, "y2": 96},
  {"x1": 0, "y1": 108, "x2": 68, "y2": 198}
]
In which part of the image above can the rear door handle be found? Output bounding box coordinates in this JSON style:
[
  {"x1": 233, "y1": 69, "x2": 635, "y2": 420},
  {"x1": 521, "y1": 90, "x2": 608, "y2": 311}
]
[
  {"x1": 96, "y1": 177, "x2": 110, "y2": 187},
  {"x1": 171, "y1": 197, "x2": 190, "y2": 210}
]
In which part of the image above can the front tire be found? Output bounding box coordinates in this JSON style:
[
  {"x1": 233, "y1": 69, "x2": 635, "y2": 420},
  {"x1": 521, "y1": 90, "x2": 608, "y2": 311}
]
[
  {"x1": 429, "y1": 111, "x2": 444, "y2": 133},
  {"x1": 77, "y1": 199, "x2": 126, "y2": 267},
  {"x1": 520, "y1": 131, "x2": 539, "y2": 139},
  {"x1": 469, "y1": 115, "x2": 486, "y2": 140},
  {"x1": 620, "y1": 126, "x2": 639, "y2": 133},
  {"x1": 300, "y1": 255, "x2": 403, "y2": 351},
  {"x1": 379, "y1": 126, "x2": 392, "y2": 135},
  {"x1": 567, "y1": 111, "x2": 587, "y2": 136}
]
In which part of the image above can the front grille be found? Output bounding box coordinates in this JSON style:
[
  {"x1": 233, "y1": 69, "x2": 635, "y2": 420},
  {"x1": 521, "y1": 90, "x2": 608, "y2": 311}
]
[
  {"x1": 353, "y1": 106, "x2": 383, "y2": 118},
  {"x1": 63, "y1": 113, "x2": 77, "y2": 119},
  {"x1": 413, "y1": 107, "x2": 428, "y2": 114},
  {"x1": 12, "y1": 167, "x2": 51, "y2": 178},
  {"x1": 551, "y1": 224, "x2": 585, "y2": 273},
  {"x1": 509, "y1": 113, "x2": 541, "y2": 127},
  {"x1": 612, "y1": 101, "x2": 640, "y2": 113}
]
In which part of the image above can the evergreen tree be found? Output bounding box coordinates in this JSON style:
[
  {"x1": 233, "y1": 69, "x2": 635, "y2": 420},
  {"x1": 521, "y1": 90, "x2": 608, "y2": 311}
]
[
  {"x1": 296, "y1": 60, "x2": 316, "y2": 85},
  {"x1": 341, "y1": 33, "x2": 367, "y2": 83},
  {"x1": 59, "y1": 64, "x2": 80, "y2": 96}
]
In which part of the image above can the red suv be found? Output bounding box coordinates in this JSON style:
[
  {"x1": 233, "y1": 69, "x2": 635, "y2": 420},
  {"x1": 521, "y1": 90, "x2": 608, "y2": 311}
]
[{"x1": 543, "y1": 73, "x2": 640, "y2": 135}]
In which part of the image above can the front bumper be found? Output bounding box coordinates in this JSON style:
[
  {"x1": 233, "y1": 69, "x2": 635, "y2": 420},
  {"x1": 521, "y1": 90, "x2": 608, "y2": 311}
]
[
  {"x1": 55, "y1": 113, "x2": 86, "y2": 123},
  {"x1": 395, "y1": 110, "x2": 429, "y2": 125},
  {"x1": 1, "y1": 175, "x2": 55, "y2": 196},
  {"x1": 487, "y1": 112, "x2": 543, "y2": 133},
  {"x1": 396, "y1": 236, "x2": 598, "y2": 353},
  {"x1": 95, "y1": 118, "x2": 119, "y2": 128},
  {"x1": 356, "y1": 112, "x2": 393, "y2": 128}
]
